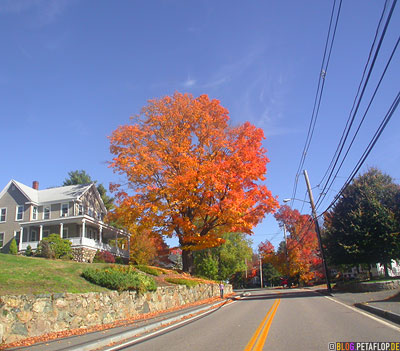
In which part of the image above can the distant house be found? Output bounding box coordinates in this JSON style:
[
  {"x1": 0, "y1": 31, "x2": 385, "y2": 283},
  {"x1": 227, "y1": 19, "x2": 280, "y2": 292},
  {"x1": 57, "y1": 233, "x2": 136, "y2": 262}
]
[
  {"x1": 0, "y1": 180, "x2": 130, "y2": 262},
  {"x1": 333, "y1": 260, "x2": 400, "y2": 280}
]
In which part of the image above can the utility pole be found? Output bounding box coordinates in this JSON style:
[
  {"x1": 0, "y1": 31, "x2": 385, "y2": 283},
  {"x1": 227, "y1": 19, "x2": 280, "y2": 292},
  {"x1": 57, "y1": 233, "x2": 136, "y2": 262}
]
[
  {"x1": 303, "y1": 169, "x2": 332, "y2": 293},
  {"x1": 283, "y1": 223, "x2": 289, "y2": 279},
  {"x1": 283, "y1": 223, "x2": 288, "y2": 257},
  {"x1": 259, "y1": 256, "x2": 263, "y2": 288},
  {"x1": 245, "y1": 258, "x2": 248, "y2": 278}
]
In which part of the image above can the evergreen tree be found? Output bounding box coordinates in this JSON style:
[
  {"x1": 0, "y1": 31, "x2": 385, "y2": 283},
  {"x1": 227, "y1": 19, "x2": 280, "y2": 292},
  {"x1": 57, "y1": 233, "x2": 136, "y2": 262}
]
[
  {"x1": 63, "y1": 170, "x2": 114, "y2": 210},
  {"x1": 324, "y1": 168, "x2": 400, "y2": 277},
  {"x1": 9, "y1": 238, "x2": 17, "y2": 255}
]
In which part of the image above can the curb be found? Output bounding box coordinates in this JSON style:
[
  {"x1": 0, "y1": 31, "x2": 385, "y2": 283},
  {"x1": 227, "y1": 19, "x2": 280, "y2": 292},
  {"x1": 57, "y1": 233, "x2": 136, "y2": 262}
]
[
  {"x1": 60, "y1": 299, "x2": 228, "y2": 351},
  {"x1": 355, "y1": 303, "x2": 400, "y2": 325}
]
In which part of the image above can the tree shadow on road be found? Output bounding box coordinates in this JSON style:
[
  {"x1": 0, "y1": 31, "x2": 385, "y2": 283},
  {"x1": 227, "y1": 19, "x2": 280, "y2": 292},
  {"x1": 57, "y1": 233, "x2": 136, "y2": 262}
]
[{"x1": 235, "y1": 289, "x2": 328, "y2": 301}]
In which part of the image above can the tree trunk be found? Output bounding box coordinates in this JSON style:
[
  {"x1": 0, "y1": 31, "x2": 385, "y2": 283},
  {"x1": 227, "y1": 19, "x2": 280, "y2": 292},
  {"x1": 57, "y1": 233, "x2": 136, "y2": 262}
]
[
  {"x1": 182, "y1": 249, "x2": 194, "y2": 274},
  {"x1": 383, "y1": 262, "x2": 389, "y2": 278},
  {"x1": 368, "y1": 265, "x2": 372, "y2": 280}
]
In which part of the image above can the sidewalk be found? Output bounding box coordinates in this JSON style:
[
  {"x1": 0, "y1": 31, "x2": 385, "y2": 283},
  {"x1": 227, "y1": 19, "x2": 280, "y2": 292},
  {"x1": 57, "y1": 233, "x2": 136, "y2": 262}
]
[
  {"x1": 313, "y1": 286, "x2": 400, "y2": 325},
  {"x1": 5, "y1": 297, "x2": 232, "y2": 351}
]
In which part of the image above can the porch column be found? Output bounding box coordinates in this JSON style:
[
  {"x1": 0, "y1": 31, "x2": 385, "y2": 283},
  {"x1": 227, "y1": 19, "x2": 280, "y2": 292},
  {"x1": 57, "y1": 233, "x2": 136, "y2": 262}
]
[
  {"x1": 127, "y1": 233, "x2": 130, "y2": 257},
  {"x1": 19, "y1": 227, "x2": 23, "y2": 251},
  {"x1": 81, "y1": 220, "x2": 86, "y2": 245},
  {"x1": 60, "y1": 223, "x2": 64, "y2": 238},
  {"x1": 99, "y1": 225, "x2": 103, "y2": 243},
  {"x1": 39, "y1": 225, "x2": 43, "y2": 241}
]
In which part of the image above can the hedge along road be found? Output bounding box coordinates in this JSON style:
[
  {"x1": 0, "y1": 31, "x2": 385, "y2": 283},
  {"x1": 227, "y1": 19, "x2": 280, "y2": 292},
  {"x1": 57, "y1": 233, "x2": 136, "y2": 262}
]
[{"x1": 95, "y1": 288, "x2": 400, "y2": 351}]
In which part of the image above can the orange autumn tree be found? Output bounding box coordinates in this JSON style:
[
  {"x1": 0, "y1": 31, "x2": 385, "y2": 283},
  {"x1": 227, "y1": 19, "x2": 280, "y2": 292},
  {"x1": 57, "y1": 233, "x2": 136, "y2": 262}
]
[
  {"x1": 274, "y1": 205, "x2": 323, "y2": 284},
  {"x1": 109, "y1": 92, "x2": 279, "y2": 273},
  {"x1": 260, "y1": 205, "x2": 322, "y2": 285},
  {"x1": 259, "y1": 240, "x2": 288, "y2": 277}
]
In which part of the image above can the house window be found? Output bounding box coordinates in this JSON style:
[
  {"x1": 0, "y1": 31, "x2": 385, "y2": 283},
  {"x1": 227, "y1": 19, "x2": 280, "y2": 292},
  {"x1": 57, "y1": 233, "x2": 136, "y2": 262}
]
[
  {"x1": 43, "y1": 206, "x2": 50, "y2": 220},
  {"x1": 78, "y1": 205, "x2": 83, "y2": 216},
  {"x1": 0, "y1": 233, "x2": 4, "y2": 248},
  {"x1": 61, "y1": 203, "x2": 69, "y2": 217},
  {"x1": 32, "y1": 206, "x2": 38, "y2": 220},
  {"x1": 0, "y1": 208, "x2": 6, "y2": 222},
  {"x1": 88, "y1": 208, "x2": 94, "y2": 218},
  {"x1": 16, "y1": 206, "x2": 24, "y2": 221},
  {"x1": 30, "y1": 229, "x2": 38, "y2": 242}
]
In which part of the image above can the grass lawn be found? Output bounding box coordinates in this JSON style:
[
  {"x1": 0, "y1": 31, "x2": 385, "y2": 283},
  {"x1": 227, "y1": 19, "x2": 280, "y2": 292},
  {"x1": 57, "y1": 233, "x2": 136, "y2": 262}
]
[{"x1": 0, "y1": 253, "x2": 113, "y2": 295}]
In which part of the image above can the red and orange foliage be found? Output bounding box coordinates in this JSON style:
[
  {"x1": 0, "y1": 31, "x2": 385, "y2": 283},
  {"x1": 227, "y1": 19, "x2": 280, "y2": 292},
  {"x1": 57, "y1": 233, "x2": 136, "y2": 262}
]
[
  {"x1": 129, "y1": 228, "x2": 169, "y2": 265},
  {"x1": 260, "y1": 205, "x2": 322, "y2": 283},
  {"x1": 108, "y1": 92, "x2": 278, "y2": 272}
]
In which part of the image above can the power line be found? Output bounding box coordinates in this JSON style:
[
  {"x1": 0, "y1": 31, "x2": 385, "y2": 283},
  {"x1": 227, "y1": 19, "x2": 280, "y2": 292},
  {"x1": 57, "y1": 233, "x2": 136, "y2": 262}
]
[
  {"x1": 314, "y1": 0, "x2": 398, "y2": 211},
  {"x1": 315, "y1": 0, "x2": 391, "y2": 192},
  {"x1": 290, "y1": 0, "x2": 342, "y2": 207},
  {"x1": 316, "y1": 34, "x2": 400, "y2": 212},
  {"x1": 321, "y1": 90, "x2": 400, "y2": 216}
]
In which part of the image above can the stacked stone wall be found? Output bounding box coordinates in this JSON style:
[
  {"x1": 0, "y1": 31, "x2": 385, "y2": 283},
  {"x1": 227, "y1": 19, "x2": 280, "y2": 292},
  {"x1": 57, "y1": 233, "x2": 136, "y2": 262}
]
[
  {"x1": 0, "y1": 283, "x2": 232, "y2": 344},
  {"x1": 71, "y1": 247, "x2": 96, "y2": 263},
  {"x1": 335, "y1": 279, "x2": 400, "y2": 292}
]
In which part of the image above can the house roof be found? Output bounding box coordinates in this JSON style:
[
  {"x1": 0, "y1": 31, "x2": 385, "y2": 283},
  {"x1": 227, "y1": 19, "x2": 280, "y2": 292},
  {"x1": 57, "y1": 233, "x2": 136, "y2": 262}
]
[{"x1": 0, "y1": 180, "x2": 106, "y2": 212}]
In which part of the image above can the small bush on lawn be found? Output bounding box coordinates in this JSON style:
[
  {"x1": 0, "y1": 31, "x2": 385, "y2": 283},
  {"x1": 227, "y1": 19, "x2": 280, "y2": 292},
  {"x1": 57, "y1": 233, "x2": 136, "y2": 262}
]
[
  {"x1": 25, "y1": 245, "x2": 33, "y2": 256},
  {"x1": 81, "y1": 265, "x2": 157, "y2": 293},
  {"x1": 93, "y1": 250, "x2": 115, "y2": 263},
  {"x1": 165, "y1": 278, "x2": 199, "y2": 288},
  {"x1": 9, "y1": 239, "x2": 18, "y2": 255},
  {"x1": 115, "y1": 256, "x2": 125, "y2": 265},
  {"x1": 135, "y1": 265, "x2": 163, "y2": 276}
]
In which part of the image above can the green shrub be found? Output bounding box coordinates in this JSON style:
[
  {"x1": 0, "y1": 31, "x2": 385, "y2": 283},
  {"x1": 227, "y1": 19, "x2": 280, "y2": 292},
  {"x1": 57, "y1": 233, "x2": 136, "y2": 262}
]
[
  {"x1": 9, "y1": 239, "x2": 18, "y2": 255},
  {"x1": 165, "y1": 278, "x2": 199, "y2": 288},
  {"x1": 81, "y1": 265, "x2": 157, "y2": 293},
  {"x1": 37, "y1": 234, "x2": 71, "y2": 259},
  {"x1": 135, "y1": 265, "x2": 162, "y2": 276},
  {"x1": 25, "y1": 245, "x2": 33, "y2": 256},
  {"x1": 115, "y1": 256, "x2": 125, "y2": 265}
]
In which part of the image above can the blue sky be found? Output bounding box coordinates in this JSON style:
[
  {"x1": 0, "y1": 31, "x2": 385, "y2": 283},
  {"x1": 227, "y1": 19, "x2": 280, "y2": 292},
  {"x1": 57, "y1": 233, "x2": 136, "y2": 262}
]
[{"x1": 1, "y1": 0, "x2": 399, "y2": 251}]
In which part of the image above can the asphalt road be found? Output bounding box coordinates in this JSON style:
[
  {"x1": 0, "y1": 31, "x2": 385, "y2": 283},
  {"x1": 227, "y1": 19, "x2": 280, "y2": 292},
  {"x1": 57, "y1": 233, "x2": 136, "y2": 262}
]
[{"x1": 103, "y1": 288, "x2": 400, "y2": 351}]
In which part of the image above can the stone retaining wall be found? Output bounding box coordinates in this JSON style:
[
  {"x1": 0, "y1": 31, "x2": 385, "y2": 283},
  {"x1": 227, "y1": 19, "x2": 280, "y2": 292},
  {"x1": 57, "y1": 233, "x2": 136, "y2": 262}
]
[
  {"x1": 335, "y1": 279, "x2": 400, "y2": 292},
  {"x1": 0, "y1": 283, "x2": 232, "y2": 345},
  {"x1": 71, "y1": 247, "x2": 96, "y2": 263}
]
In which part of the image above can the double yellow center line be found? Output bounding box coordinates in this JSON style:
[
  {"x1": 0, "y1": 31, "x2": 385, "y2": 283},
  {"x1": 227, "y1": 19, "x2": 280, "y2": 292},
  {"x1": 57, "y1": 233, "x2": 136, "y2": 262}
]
[{"x1": 244, "y1": 298, "x2": 281, "y2": 351}]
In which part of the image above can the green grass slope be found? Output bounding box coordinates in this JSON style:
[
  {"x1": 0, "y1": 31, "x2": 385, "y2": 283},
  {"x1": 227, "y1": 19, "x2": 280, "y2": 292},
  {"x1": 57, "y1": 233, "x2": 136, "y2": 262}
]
[{"x1": 0, "y1": 253, "x2": 112, "y2": 295}]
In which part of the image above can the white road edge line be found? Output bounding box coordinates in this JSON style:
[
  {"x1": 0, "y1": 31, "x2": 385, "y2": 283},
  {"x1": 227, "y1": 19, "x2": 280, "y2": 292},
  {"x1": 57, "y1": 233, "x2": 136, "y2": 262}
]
[
  {"x1": 102, "y1": 299, "x2": 238, "y2": 351},
  {"x1": 324, "y1": 295, "x2": 400, "y2": 332}
]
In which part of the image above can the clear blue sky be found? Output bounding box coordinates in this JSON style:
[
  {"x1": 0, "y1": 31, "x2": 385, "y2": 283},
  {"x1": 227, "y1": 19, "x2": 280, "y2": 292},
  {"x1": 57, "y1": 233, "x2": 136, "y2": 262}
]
[{"x1": 1, "y1": 1, "x2": 399, "y2": 251}]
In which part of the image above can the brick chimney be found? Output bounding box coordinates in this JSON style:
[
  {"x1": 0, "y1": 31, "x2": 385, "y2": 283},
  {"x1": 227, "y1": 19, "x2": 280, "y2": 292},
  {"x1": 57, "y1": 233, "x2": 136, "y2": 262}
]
[{"x1": 32, "y1": 181, "x2": 39, "y2": 190}]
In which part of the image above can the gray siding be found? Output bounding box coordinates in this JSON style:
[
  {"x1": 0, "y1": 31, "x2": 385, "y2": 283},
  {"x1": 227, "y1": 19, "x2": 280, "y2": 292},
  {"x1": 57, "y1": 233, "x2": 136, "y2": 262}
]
[
  {"x1": 81, "y1": 187, "x2": 106, "y2": 220},
  {"x1": 0, "y1": 184, "x2": 29, "y2": 252},
  {"x1": 51, "y1": 203, "x2": 61, "y2": 219}
]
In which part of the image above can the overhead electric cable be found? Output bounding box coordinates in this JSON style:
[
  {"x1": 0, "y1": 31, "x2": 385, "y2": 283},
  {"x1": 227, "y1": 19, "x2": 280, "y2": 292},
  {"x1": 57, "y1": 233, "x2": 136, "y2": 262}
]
[
  {"x1": 320, "y1": 90, "x2": 400, "y2": 216},
  {"x1": 290, "y1": 0, "x2": 342, "y2": 207},
  {"x1": 314, "y1": 0, "x2": 397, "y2": 210},
  {"x1": 315, "y1": 34, "x2": 400, "y2": 211},
  {"x1": 316, "y1": 0, "x2": 390, "y2": 191}
]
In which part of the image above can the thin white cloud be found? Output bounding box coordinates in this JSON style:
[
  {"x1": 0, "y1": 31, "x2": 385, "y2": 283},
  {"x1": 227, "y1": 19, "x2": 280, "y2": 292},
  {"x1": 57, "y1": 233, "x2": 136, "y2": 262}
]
[
  {"x1": 202, "y1": 49, "x2": 261, "y2": 90},
  {"x1": 0, "y1": 0, "x2": 70, "y2": 26},
  {"x1": 231, "y1": 68, "x2": 299, "y2": 138},
  {"x1": 183, "y1": 77, "x2": 197, "y2": 88},
  {"x1": 0, "y1": 0, "x2": 39, "y2": 13}
]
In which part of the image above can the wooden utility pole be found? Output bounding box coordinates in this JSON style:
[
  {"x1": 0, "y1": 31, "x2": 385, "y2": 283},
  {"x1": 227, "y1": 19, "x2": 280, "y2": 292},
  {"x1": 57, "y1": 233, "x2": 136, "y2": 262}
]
[{"x1": 303, "y1": 169, "x2": 332, "y2": 293}]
